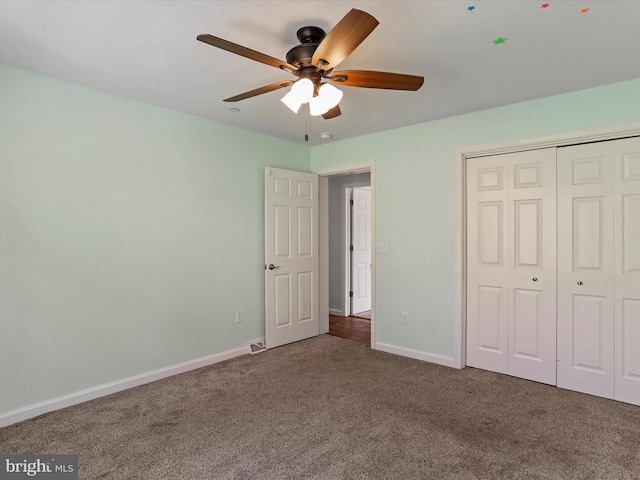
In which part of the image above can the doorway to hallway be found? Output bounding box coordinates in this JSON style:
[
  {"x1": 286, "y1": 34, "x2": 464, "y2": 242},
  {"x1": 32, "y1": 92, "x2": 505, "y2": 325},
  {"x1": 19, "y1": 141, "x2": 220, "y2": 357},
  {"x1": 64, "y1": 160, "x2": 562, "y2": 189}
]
[{"x1": 326, "y1": 172, "x2": 371, "y2": 318}]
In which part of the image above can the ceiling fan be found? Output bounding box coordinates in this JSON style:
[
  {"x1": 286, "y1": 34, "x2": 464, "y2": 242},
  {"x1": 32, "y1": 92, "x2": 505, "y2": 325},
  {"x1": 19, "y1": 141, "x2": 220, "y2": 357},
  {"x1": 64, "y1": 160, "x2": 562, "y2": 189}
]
[{"x1": 197, "y1": 8, "x2": 424, "y2": 120}]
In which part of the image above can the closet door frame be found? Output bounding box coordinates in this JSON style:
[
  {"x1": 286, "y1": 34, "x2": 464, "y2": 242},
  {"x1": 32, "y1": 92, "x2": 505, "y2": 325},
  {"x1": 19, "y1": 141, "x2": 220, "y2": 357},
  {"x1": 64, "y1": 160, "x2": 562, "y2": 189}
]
[{"x1": 454, "y1": 120, "x2": 640, "y2": 370}]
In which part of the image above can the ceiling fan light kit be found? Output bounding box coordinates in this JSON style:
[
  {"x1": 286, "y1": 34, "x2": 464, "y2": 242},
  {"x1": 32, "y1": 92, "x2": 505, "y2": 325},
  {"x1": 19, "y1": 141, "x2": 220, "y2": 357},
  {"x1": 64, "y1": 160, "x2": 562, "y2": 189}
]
[
  {"x1": 309, "y1": 83, "x2": 344, "y2": 116},
  {"x1": 280, "y1": 90, "x2": 303, "y2": 113},
  {"x1": 289, "y1": 78, "x2": 314, "y2": 103},
  {"x1": 280, "y1": 77, "x2": 314, "y2": 113},
  {"x1": 197, "y1": 8, "x2": 424, "y2": 123}
]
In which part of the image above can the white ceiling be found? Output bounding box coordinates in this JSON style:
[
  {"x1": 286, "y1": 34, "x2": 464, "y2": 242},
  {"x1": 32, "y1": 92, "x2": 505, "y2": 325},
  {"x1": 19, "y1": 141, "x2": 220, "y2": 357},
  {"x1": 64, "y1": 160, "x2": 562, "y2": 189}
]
[{"x1": 1, "y1": 1, "x2": 639, "y2": 146}]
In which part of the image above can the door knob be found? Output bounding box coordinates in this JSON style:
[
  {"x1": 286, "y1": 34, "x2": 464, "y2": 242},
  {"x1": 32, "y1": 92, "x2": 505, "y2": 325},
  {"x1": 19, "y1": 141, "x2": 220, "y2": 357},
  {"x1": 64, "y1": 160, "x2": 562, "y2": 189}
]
[
  {"x1": 268, "y1": 264, "x2": 281, "y2": 270},
  {"x1": 577, "y1": 281, "x2": 583, "y2": 286},
  {"x1": 532, "y1": 277, "x2": 538, "y2": 282}
]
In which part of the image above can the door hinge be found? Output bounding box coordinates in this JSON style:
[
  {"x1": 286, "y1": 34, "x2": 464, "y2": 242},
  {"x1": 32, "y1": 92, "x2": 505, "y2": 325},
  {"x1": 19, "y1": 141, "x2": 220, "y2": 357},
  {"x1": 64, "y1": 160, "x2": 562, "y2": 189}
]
[
  {"x1": 350, "y1": 245, "x2": 354, "y2": 252},
  {"x1": 349, "y1": 291, "x2": 353, "y2": 297},
  {"x1": 350, "y1": 199, "x2": 354, "y2": 205}
]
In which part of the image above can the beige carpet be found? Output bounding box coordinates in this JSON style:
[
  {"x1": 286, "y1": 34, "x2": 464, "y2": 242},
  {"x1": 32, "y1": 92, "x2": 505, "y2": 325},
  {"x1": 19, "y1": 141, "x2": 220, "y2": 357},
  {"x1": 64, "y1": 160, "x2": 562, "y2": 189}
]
[{"x1": 1, "y1": 335, "x2": 639, "y2": 479}]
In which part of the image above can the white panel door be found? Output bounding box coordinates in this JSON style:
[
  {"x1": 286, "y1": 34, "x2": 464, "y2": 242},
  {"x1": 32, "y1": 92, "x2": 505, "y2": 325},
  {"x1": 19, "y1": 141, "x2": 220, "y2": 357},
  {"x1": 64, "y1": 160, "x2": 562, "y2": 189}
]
[
  {"x1": 351, "y1": 187, "x2": 372, "y2": 314},
  {"x1": 507, "y1": 149, "x2": 557, "y2": 385},
  {"x1": 467, "y1": 155, "x2": 510, "y2": 375},
  {"x1": 467, "y1": 149, "x2": 556, "y2": 384},
  {"x1": 614, "y1": 137, "x2": 640, "y2": 406},
  {"x1": 557, "y1": 143, "x2": 615, "y2": 398},
  {"x1": 265, "y1": 167, "x2": 319, "y2": 349}
]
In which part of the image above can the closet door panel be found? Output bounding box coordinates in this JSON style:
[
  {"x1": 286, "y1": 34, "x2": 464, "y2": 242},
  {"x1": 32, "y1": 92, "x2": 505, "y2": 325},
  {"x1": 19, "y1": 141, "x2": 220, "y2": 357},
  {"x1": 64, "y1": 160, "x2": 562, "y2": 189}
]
[
  {"x1": 512, "y1": 288, "x2": 542, "y2": 357},
  {"x1": 557, "y1": 143, "x2": 615, "y2": 398},
  {"x1": 507, "y1": 149, "x2": 557, "y2": 385},
  {"x1": 571, "y1": 294, "x2": 607, "y2": 372},
  {"x1": 614, "y1": 138, "x2": 640, "y2": 406},
  {"x1": 467, "y1": 157, "x2": 509, "y2": 374},
  {"x1": 467, "y1": 149, "x2": 556, "y2": 384},
  {"x1": 573, "y1": 197, "x2": 605, "y2": 269},
  {"x1": 476, "y1": 285, "x2": 505, "y2": 353},
  {"x1": 621, "y1": 299, "x2": 640, "y2": 380}
]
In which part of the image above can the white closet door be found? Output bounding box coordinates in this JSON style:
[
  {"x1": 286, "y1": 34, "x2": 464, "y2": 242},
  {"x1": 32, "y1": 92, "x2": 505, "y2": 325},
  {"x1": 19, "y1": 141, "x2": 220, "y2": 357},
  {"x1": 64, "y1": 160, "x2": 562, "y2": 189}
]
[
  {"x1": 467, "y1": 155, "x2": 509, "y2": 374},
  {"x1": 467, "y1": 149, "x2": 556, "y2": 384},
  {"x1": 614, "y1": 137, "x2": 640, "y2": 406},
  {"x1": 507, "y1": 149, "x2": 557, "y2": 385},
  {"x1": 557, "y1": 143, "x2": 615, "y2": 399}
]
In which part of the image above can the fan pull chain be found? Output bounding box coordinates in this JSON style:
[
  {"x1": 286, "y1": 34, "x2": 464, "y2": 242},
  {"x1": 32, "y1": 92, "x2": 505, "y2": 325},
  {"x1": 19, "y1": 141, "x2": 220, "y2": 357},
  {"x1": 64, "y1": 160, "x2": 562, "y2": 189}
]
[{"x1": 305, "y1": 105, "x2": 310, "y2": 142}]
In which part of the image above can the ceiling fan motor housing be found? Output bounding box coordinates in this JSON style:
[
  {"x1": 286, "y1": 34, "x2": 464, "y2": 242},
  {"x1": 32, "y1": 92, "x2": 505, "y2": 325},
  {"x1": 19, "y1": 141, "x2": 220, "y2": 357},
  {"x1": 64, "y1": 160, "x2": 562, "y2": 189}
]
[{"x1": 286, "y1": 26, "x2": 326, "y2": 68}]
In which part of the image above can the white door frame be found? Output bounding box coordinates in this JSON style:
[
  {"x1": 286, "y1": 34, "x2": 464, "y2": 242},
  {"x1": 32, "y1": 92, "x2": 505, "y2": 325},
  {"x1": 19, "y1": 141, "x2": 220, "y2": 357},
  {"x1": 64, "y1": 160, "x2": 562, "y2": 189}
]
[
  {"x1": 316, "y1": 162, "x2": 375, "y2": 347},
  {"x1": 454, "y1": 120, "x2": 640, "y2": 369},
  {"x1": 345, "y1": 187, "x2": 353, "y2": 315}
]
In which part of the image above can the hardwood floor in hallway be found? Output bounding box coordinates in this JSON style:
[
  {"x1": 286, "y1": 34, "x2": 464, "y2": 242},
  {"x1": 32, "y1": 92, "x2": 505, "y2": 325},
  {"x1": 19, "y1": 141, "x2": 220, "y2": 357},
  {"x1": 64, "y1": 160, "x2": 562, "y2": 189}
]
[{"x1": 328, "y1": 313, "x2": 371, "y2": 346}]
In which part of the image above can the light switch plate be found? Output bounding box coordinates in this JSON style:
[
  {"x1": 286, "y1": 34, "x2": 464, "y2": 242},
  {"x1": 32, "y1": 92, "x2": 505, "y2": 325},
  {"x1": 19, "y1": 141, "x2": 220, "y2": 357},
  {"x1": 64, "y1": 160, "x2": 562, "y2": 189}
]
[{"x1": 377, "y1": 242, "x2": 388, "y2": 253}]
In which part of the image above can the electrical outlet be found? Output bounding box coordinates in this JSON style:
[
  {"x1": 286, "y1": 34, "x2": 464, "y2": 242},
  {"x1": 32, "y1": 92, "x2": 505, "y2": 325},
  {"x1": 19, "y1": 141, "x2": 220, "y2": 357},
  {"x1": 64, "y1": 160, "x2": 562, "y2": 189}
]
[
  {"x1": 235, "y1": 310, "x2": 243, "y2": 323},
  {"x1": 402, "y1": 312, "x2": 408, "y2": 324}
]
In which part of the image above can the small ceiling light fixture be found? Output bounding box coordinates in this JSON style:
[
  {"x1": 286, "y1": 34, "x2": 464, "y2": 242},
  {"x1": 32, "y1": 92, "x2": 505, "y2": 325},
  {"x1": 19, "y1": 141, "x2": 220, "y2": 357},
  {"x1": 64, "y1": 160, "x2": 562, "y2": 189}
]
[
  {"x1": 281, "y1": 78, "x2": 343, "y2": 116},
  {"x1": 319, "y1": 132, "x2": 332, "y2": 140},
  {"x1": 228, "y1": 107, "x2": 240, "y2": 113}
]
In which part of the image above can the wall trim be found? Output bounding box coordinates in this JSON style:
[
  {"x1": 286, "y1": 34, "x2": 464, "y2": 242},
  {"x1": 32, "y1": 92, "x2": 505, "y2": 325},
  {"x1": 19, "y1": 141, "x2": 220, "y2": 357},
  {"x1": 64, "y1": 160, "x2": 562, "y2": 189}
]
[
  {"x1": 374, "y1": 342, "x2": 456, "y2": 368},
  {"x1": 0, "y1": 346, "x2": 249, "y2": 428},
  {"x1": 313, "y1": 163, "x2": 372, "y2": 176},
  {"x1": 457, "y1": 120, "x2": 640, "y2": 159},
  {"x1": 328, "y1": 308, "x2": 344, "y2": 316},
  {"x1": 454, "y1": 120, "x2": 640, "y2": 369}
]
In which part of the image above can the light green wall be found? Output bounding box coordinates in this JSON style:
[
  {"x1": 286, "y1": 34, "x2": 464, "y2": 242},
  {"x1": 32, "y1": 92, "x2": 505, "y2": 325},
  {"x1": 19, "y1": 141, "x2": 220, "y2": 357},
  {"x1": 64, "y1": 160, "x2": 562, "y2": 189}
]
[
  {"x1": 0, "y1": 64, "x2": 310, "y2": 413},
  {"x1": 311, "y1": 77, "x2": 640, "y2": 359},
  {"x1": 3, "y1": 60, "x2": 640, "y2": 416}
]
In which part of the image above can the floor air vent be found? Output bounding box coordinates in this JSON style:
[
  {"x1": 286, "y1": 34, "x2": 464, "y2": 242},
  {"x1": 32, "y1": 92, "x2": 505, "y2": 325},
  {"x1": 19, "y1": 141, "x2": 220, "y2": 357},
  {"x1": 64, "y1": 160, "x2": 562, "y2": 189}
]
[{"x1": 250, "y1": 341, "x2": 266, "y2": 354}]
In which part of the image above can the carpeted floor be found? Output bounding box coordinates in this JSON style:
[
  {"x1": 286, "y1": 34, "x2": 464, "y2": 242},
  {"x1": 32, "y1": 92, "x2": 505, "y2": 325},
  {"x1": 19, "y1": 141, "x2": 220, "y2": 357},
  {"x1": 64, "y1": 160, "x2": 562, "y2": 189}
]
[{"x1": 1, "y1": 335, "x2": 639, "y2": 479}]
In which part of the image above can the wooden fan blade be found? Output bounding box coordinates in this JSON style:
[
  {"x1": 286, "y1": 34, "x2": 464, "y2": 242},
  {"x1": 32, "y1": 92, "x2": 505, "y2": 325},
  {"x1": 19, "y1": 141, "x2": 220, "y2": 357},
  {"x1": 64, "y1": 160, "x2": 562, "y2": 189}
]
[
  {"x1": 311, "y1": 9, "x2": 379, "y2": 71},
  {"x1": 322, "y1": 104, "x2": 341, "y2": 119},
  {"x1": 224, "y1": 81, "x2": 294, "y2": 102},
  {"x1": 330, "y1": 70, "x2": 424, "y2": 91},
  {"x1": 197, "y1": 34, "x2": 297, "y2": 72}
]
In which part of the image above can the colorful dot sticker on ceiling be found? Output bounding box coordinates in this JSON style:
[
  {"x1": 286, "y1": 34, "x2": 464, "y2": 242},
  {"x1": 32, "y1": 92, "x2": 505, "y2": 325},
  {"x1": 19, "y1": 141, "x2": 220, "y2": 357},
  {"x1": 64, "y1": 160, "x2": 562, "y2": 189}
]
[
  {"x1": 581, "y1": 7, "x2": 589, "y2": 13},
  {"x1": 541, "y1": 3, "x2": 550, "y2": 8},
  {"x1": 467, "y1": 5, "x2": 475, "y2": 11},
  {"x1": 493, "y1": 37, "x2": 507, "y2": 45}
]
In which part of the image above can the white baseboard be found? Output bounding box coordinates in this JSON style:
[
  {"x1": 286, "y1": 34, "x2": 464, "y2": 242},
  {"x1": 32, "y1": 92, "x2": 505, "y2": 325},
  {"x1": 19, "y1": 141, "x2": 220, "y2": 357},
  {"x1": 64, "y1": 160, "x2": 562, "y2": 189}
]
[
  {"x1": 374, "y1": 342, "x2": 456, "y2": 368},
  {"x1": 0, "y1": 345, "x2": 249, "y2": 428},
  {"x1": 328, "y1": 308, "x2": 345, "y2": 316}
]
